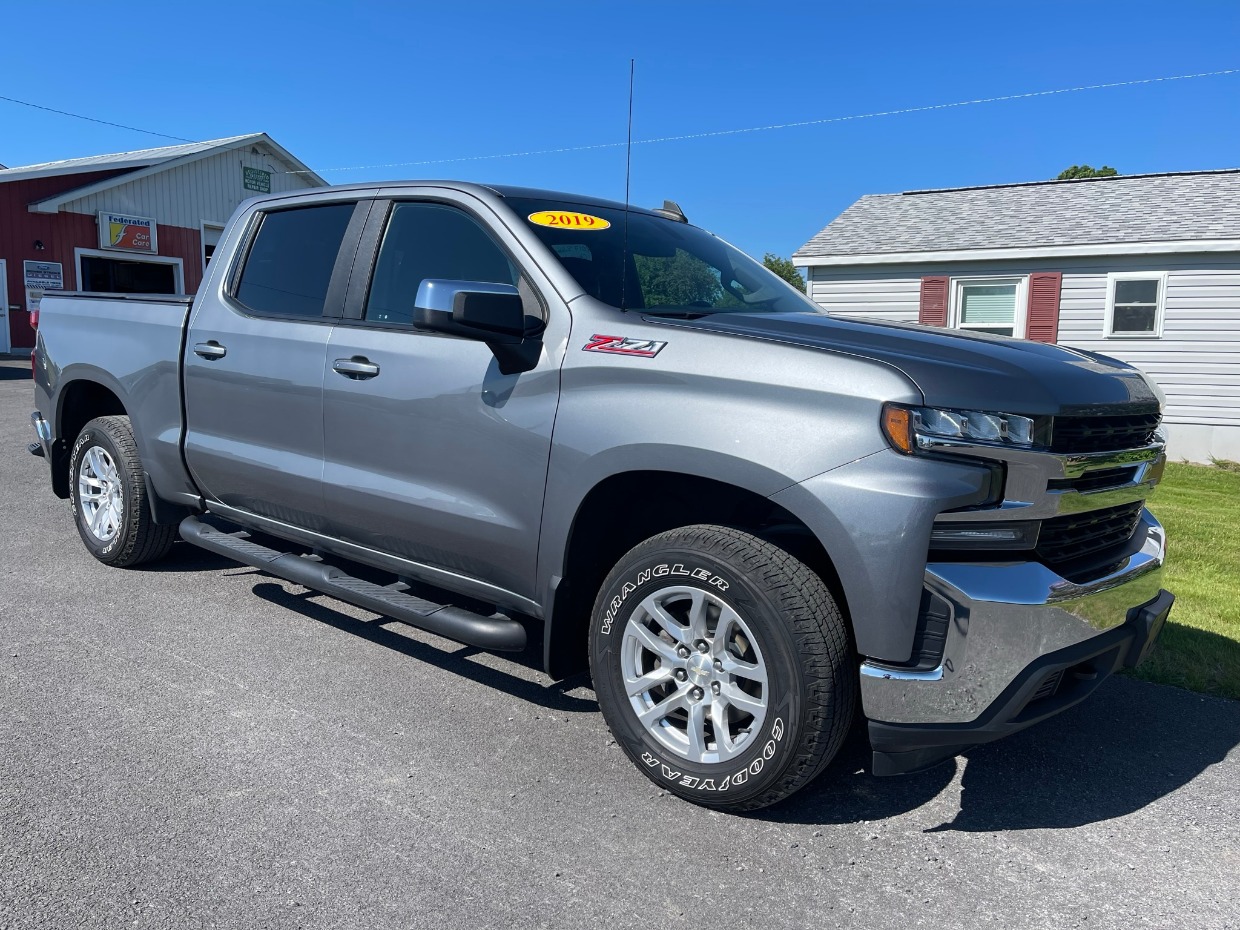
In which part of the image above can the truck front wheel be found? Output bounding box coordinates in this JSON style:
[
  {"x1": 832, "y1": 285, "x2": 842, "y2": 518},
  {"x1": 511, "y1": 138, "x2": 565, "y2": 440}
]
[
  {"x1": 69, "y1": 415, "x2": 177, "y2": 567},
  {"x1": 589, "y1": 525, "x2": 856, "y2": 811}
]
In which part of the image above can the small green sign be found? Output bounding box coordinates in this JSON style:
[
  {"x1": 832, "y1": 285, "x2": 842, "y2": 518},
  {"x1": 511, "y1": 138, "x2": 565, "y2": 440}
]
[{"x1": 243, "y1": 167, "x2": 272, "y2": 193}]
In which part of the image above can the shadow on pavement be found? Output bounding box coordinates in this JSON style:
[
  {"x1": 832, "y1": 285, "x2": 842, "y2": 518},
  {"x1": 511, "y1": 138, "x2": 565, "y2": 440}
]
[
  {"x1": 0, "y1": 364, "x2": 32, "y2": 381},
  {"x1": 117, "y1": 528, "x2": 1240, "y2": 829},
  {"x1": 933, "y1": 676, "x2": 1240, "y2": 832},
  {"x1": 249, "y1": 578, "x2": 597, "y2": 715},
  {"x1": 127, "y1": 533, "x2": 596, "y2": 712},
  {"x1": 767, "y1": 675, "x2": 1239, "y2": 830},
  {"x1": 134, "y1": 540, "x2": 240, "y2": 573}
]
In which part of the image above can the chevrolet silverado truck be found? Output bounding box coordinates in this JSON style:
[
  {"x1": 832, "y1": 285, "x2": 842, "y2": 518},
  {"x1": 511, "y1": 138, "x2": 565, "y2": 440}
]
[{"x1": 30, "y1": 182, "x2": 1173, "y2": 810}]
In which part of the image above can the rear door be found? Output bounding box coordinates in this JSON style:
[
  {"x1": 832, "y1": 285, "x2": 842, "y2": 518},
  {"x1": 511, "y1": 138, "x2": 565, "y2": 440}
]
[
  {"x1": 320, "y1": 194, "x2": 566, "y2": 603},
  {"x1": 183, "y1": 197, "x2": 370, "y2": 532}
]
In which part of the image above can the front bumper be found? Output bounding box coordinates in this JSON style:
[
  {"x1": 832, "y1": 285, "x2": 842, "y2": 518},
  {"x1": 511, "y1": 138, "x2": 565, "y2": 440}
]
[{"x1": 861, "y1": 509, "x2": 1172, "y2": 775}]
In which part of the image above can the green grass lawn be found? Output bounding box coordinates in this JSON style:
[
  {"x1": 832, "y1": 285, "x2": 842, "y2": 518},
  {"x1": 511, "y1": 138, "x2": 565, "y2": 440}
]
[{"x1": 1139, "y1": 462, "x2": 1240, "y2": 700}]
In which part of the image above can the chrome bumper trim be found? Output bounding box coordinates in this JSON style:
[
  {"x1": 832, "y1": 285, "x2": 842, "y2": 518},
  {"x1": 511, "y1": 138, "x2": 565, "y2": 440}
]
[
  {"x1": 928, "y1": 436, "x2": 1167, "y2": 523},
  {"x1": 860, "y1": 509, "x2": 1166, "y2": 726}
]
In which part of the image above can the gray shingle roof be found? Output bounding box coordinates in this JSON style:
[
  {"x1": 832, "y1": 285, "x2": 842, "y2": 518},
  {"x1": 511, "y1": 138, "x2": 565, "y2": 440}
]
[{"x1": 792, "y1": 169, "x2": 1240, "y2": 261}]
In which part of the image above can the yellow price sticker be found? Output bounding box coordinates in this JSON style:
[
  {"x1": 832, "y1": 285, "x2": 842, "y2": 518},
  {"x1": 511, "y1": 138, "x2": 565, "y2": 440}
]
[{"x1": 528, "y1": 210, "x2": 611, "y2": 231}]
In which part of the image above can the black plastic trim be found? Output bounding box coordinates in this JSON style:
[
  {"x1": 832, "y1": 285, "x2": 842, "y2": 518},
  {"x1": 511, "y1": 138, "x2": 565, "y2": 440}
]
[{"x1": 179, "y1": 516, "x2": 527, "y2": 652}]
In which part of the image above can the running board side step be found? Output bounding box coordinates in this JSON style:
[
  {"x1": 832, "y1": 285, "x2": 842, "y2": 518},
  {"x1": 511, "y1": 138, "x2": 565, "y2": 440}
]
[{"x1": 179, "y1": 516, "x2": 527, "y2": 652}]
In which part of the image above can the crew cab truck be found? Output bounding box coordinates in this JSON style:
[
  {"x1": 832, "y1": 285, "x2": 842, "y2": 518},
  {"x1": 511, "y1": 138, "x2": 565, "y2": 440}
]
[{"x1": 30, "y1": 182, "x2": 1173, "y2": 810}]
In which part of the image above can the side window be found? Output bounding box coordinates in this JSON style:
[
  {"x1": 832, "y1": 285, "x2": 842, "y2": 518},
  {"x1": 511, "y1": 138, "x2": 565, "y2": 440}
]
[
  {"x1": 234, "y1": 203, "x2": 355, "y2": 318},
  {"x1": 952, "y1": 277, "x2": 1025, "y2": 337},
  {"x1": 364, "y1": 203, "x2": 518, "y2": 325},
  {"x1": 1107, "y1": 275, "x2": 1164, "y2": 337}
]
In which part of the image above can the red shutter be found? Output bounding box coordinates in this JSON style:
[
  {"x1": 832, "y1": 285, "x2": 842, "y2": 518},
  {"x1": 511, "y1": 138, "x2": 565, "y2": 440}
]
[
  {"x1": 918, "y1": 276, "x2": 949, "y2": 326},
  {"x1": 1025, "y1": 272, "x2": 1063, "y2": 343}
]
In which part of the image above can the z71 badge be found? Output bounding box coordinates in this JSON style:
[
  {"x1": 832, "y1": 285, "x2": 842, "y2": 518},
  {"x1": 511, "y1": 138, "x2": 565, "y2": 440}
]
[{"x1": 583, "y1": 335, "x2": 668, "y2": 358}]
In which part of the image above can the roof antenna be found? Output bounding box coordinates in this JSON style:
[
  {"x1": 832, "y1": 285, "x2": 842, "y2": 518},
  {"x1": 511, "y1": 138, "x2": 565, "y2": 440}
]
[{"x1": 620, "y1": 58, "x2": 634, "y2": 312}]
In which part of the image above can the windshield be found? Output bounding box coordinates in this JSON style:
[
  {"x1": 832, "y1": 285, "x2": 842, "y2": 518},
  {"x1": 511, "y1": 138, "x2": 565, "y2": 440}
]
[{"x1": 506, "y1": 196, "x2": 821, "y2": 316}]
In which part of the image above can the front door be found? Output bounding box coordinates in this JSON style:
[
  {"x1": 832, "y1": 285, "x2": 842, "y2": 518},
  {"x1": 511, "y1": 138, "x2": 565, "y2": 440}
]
[
  {"x1": 0, "y1": 260, "x2": 9, "y2": 354},
  {"x1": 183, "y1": 199, "x2": 365, "y2": 532},
  {"x1": 321, "y1": 199, "x2": 564, "y2": 602}
]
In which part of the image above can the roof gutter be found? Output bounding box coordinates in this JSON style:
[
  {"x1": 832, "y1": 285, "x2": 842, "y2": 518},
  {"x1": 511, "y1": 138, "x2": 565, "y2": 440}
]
[{"x1": 793, "y1": 238, "x2": 1240, "y2": 267}]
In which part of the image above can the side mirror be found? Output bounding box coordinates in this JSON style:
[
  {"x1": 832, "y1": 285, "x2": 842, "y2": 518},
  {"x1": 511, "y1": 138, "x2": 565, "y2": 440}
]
[{"x1": 413, "y1": 279, "x2": 527, "y2": 345}]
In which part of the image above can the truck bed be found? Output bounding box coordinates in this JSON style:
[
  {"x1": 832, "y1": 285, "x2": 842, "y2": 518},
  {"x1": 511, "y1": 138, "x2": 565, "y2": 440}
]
[{"x1": 33, "y1": 292, "x2": 199, "y2": 509}]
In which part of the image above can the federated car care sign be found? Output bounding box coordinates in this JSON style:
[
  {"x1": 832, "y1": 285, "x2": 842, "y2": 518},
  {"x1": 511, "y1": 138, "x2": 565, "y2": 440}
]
[
  {"x1": 98, "y1": 211, "x2": 158, "y2": 253},
  {"x1": 528, "y1": 211, "x2": 611, "y2": 230}
]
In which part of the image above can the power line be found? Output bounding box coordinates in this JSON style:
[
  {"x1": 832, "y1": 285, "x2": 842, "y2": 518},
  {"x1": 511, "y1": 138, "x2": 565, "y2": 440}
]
[
  {"x1": 5, "y1": 65, "x2": 1235, "y2": 173},
  {"x1": 0, "y1": 94, "x2": 193, "y2": 142},
  {"x1": 301, "y1": 67, "x2": 1240, "y2": 174}
]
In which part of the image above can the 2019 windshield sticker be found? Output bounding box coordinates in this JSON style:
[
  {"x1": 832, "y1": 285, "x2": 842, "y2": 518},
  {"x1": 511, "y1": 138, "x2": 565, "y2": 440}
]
[
  {"x1": 583, "y1": 335, "x2": 667, "y2": 358},
  {"x1": 528, "y1": 211, "x2": 611, "y2": 231}
]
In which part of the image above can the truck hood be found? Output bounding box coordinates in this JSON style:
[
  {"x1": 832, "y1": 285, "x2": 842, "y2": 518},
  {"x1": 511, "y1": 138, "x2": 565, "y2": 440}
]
[{"x1": 646, "y1": 311, "x2": 1160, "y2": 416}]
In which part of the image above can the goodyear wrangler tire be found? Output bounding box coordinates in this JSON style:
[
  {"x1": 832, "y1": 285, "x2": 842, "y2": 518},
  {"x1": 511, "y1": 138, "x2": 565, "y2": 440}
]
[
  {"x1": 70, "y1": 415, "x2": 177, "y2": 568},
  {"x1": 589, "y1": 524, "x2": 856, "y2": 811}
]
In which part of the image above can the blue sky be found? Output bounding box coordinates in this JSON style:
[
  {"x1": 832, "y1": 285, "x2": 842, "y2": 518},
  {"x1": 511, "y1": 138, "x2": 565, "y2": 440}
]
[{"x1": 2, "y1": 1, "x2": 1238, "y2": 259}]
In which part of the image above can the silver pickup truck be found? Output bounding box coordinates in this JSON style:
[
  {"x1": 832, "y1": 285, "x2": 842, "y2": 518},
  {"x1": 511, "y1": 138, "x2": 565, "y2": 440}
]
[{"x1": 30, "y1": 182, "x2": 1173, "y2": 810}]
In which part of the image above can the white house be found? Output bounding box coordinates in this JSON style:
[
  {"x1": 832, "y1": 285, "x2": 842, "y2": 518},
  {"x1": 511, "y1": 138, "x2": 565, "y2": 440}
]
[{"x1": 792, "y1": 169, "x2": 1240, "y2": 463}]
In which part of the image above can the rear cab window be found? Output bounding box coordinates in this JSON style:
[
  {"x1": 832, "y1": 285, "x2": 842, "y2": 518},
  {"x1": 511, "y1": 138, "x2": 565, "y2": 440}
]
[{"x1": 234, "y1": 203, "x2": 356, "y2": 318}]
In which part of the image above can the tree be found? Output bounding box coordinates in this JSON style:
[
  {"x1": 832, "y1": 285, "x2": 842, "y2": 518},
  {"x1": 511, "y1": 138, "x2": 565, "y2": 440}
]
[
  {"x1": 1057, "y1": 165, "x2": 1119, "y2": 180},
  {"x1": 634, "y1": 251, "x2": 725, "y2": 308},
  {"x1": 762, "y1": 253, "x2": 806, "y2": 290}
]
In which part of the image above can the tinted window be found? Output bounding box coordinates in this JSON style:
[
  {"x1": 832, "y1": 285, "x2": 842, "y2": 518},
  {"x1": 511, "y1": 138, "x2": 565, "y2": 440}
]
[
  {"x1": 81, "y1": 256, "x2": 177, "y2": 294},
  {"x1": 235, "y1": 203, "x2": 355, "y2": 318},
  {"x1": 365, "y1": 203, "x2": 517, "y2": 325}
]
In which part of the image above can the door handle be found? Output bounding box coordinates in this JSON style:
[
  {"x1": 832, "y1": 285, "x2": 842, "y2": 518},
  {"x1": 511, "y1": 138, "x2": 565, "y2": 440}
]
[
  {"x1": 333, "y1": 357, "x2": 380, "y2": 380},
  {"x1": 193, "y1": 341, "x2": 227, "y2": 360}
]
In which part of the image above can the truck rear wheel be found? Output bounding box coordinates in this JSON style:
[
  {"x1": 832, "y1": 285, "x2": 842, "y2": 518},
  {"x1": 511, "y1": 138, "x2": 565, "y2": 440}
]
[
  {"x1": 589, "y1": 524, "x2": 856, "y2": 811},
  {"x1": 69, "y1": 415, "x2": 177, "y2": 567}
]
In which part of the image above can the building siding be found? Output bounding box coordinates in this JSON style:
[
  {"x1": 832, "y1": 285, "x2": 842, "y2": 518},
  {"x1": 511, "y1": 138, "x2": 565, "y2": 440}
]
[
  {"x1": 55, "y1": 143, "x2": 319, "y2": 230},
  {"x1": 2, "y1": 170, "x2": 135, "y2": 350},
  {"x1": 2, "y1": 210, "x2": 203, "y2": 349},
  {"x1": 808, "y1": 253, "x2": 1240, "y2": 462},
  {"x1": 2, "y1": 142, "x2": 321, "y2": 351}
]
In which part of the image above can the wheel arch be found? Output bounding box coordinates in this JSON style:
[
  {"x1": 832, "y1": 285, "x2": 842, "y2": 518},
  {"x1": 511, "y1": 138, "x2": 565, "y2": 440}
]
[
  {"x1": 541, "y1": 469, "x2": 851, "y2": 679},
  {"x1": 51, "y1": 373, "x2": 129, "y2": 498}
]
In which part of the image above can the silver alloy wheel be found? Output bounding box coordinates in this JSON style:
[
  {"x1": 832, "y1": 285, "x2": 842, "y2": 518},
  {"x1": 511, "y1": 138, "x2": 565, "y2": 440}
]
[
  {"x1": 77, "y1": 445, "x2": 124, "y2": 543},
  {"x1": 621, "y1": 584, "x2": 768, "y2": 764}
]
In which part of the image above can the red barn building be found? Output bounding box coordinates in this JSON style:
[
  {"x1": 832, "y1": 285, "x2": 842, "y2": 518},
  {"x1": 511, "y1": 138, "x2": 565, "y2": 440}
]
[{"x1": 0, "y1": 133, "x2": 324, "y2": 353}]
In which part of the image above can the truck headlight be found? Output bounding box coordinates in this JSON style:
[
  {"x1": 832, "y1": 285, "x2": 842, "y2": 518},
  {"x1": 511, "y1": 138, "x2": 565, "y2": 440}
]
[{"x1": 882, "y1": 403, "x2": 1036, "y2": 454}]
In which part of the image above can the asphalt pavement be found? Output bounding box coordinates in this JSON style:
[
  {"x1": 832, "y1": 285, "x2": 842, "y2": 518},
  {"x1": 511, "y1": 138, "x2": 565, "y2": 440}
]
[{"x1": 1, "y1": 357, "x2": 1237, "y2": 930}]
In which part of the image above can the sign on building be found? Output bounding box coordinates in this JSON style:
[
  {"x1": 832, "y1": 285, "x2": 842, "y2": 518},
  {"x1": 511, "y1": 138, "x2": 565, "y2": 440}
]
[
  {"x1": 24, "y1": 260, "x2": 64, "y2": 313},
  {"x1": 98, "y1": 212, "x2": 158, "y2": 253},
  {"x1": 243, "y1": 167, "x2": 272, "y2": 193}
]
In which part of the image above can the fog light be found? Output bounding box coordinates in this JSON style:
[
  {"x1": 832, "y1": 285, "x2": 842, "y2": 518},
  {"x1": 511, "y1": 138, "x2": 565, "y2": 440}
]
[{"x1": 929, "y1": 521, "x2": 1039, "y2": 550}]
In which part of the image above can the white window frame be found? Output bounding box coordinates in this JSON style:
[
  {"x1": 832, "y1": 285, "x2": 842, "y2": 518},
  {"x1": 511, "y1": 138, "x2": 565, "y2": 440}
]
[
  {"x1": 75, "y1": 247, "x2": 185, "y2": 295},
  {"x1": 0, "y1": 258, "x2": 10, "y2": 354},
  {"x1": 1105, "y1": 272, "x2": 1166, "y2": 338},
  {"x1": 201, "y1": 221, "x2": 227, "y2": 274},
  {"x1": 949, "y1": 275, "x2": 1028, "y2": 338}
]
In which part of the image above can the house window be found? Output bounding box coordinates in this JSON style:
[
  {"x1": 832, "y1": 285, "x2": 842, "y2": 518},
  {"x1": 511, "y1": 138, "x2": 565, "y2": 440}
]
[
  {"x1": 951, "y1": 277, "x2": 1026, "y2": 337},
  {"x1": 1107, "y1": 274, "x2": 1164, "y2": 337}
]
